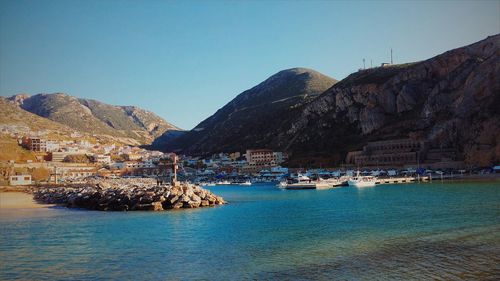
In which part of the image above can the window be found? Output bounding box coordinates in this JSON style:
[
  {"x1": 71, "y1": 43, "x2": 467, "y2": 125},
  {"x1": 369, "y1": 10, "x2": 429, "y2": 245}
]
[
  {"x1": 12, "y1": 177, "x2": 18, "y2": 181},
  {"x1": 24, "y1": 177, "x2": 30, "y2": 181}
]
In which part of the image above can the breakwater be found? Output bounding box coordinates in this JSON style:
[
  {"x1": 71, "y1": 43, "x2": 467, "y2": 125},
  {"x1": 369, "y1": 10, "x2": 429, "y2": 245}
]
[{"x1": 33, "y1": 180, "x2": 225, "y2": 211}]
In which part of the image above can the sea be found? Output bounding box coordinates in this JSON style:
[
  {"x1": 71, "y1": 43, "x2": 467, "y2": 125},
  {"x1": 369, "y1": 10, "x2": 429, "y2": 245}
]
[{"x1": 1, "y1": 181, "x2": 499, "y2": 280}]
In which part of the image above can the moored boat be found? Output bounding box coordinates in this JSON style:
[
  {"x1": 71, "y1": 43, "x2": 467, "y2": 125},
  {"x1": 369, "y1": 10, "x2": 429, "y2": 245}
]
[
  {"x1": 216, "y1": 180, "x2": 231, "y2": 185},
  {"x1": 285, "y1": 182, "x2": 317, "y2": 190},
  {"x1": 347, "y1": 171, "x2": 377, "y2": 187},
  {"x1": 277, "y1": 181, "x2": 287, "y2": 189}
]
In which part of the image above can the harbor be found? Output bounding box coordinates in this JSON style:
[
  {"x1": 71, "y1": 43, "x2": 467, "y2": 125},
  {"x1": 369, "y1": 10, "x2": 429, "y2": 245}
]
[{"x1": 1, "y1": 180, "x2": 499, "y2": 280}]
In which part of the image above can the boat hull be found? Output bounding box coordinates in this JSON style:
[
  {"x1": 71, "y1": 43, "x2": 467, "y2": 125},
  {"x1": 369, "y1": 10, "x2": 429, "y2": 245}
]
[
  {"x1": 285, "y1": 183, "x2": 316, "y2": 190},
  {"x1": 347, "y1": 180, "x2": 376, "y2": 187}
]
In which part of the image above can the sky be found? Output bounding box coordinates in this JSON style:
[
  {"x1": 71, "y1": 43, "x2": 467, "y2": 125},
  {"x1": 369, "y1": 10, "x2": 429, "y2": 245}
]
[{"x1": 1, "y1": 0, "x2": 499, "y2": 130}]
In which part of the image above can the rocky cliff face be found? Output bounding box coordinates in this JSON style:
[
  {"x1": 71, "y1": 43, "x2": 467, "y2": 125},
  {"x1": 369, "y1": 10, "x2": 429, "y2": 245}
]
[
  {"x1": 7, "y1": 93, "x2": 179, "y2": 144},
  {"x1": 152, "y1": 68, "x2": 337, "y2": 154},
  {"x1": 280, "y1": 35, "x2": 499, "y2": 167}
]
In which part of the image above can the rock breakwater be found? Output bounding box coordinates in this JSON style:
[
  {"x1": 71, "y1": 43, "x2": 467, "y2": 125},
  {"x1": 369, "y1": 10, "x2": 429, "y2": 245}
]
[{"x1": 33, "y1": 180, "x2": 225, "y2": 211}]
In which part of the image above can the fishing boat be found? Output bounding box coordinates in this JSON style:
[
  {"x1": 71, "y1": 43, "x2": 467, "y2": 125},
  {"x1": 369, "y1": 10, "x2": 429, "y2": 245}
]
[
  {"x1": 284, "y1": 174, "x2": 316, "y2": 190},
  {"x1": 314, "y1": 180, "x2": 331, "y2": 189},
  {"x1": 347, "y1": 171, "x2": 377, "y2": 187},
  {"x1": 317, "y1": 177, "x2": 346, "y2": 189},
  {"x1": 285, "y1": 182, "x2": 316, "y2": 190}
]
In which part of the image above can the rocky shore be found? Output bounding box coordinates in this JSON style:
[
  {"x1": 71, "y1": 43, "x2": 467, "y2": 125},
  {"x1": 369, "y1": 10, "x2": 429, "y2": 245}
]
[{"x1": 33, "y1": 179, "x2": 226, "y2": 211}]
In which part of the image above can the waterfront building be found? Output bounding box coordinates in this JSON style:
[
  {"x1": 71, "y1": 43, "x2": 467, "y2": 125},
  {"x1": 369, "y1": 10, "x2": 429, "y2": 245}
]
[
  {"x1": 243, "y1": 149, "x2": 287, "y2": 174},
  {"x1": 346, "y1": 138, "x2": 465, "y2": 169},
  {"x1": 48, "y1": 163, "x2": 97, "y2": 182},
  {"x1": 9, "y1": 174, "x2": 32, "y2": 186},
  {"x1": 346, "y1": 138, "x2": 425, "y2": 167},
  {"x1": 245, "y1": 149, "x2": 287, "y2": 167}
]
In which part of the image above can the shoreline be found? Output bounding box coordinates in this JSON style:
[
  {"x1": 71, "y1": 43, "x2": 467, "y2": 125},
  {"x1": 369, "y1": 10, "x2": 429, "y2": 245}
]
[
  {"x1": 0, "y1": 174, "x2": 497, "y2": 209},
  {"x1": 0, "y1": 192, "x2": 54, "y2": 209}
]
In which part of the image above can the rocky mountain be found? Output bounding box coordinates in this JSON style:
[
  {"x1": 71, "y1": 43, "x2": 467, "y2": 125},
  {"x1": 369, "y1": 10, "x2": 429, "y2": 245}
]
[
  {"x1": 277, "y1": 34, "x2": 500, "y2": 166},
  {"x1": 6, "y1": 93, "x2": 179, "y2": 145},
  {"x1": 0, "y1": 97, "x2": 73, "y2": 133},
  {"x1": 152, "y1": 68, "x2": 337, "y2": 154},
  {"x1": 154, "y1": 34, "x2": 499, "y2": 167}
]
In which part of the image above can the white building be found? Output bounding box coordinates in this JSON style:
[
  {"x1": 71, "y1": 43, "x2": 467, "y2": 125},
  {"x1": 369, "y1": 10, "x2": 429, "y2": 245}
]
[
  {"x1": 9, "y1": 175, "x2": 32, "y2": 186},
  {"x1": 94, "y1": 154, "x2": 111, "y2": 164},
  {"x1": 45, "y1": 141, "x2": 60, "y2": 152},
  {"x1": 103, "y1": 145, "x2": 115, "y2": 154}
]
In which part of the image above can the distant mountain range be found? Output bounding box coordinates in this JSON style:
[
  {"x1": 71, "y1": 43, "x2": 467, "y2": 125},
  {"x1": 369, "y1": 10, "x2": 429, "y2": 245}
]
[
  {"x1": 153, "y1": 34, "x2": 499, "y2": 167},
  {"x1": 2, "y1": 93, "x2": 179, "y2": 145}
]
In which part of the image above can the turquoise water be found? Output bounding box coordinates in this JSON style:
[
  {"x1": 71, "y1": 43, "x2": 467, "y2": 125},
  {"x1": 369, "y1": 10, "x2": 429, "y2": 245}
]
[{"x1": 1, "y1": 181, "x2": 499, "y2": 280}]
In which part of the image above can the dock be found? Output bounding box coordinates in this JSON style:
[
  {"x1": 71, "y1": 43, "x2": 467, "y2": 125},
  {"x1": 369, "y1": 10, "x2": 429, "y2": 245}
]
[{"x1": 375, "y1": 176, "x2": 429, "y2": 185}]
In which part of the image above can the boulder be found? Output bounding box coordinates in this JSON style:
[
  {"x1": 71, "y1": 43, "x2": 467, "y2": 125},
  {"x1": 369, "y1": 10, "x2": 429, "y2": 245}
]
[
  {"x1": 172, "y1": 202, "x2": 184, "y2": 209},
  {"x1": 151, "y1": 201, "x2": 163, "y2": 211}
]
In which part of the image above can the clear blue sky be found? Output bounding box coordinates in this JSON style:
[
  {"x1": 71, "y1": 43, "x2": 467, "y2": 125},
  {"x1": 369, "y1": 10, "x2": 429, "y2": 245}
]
[{"x1": 1, "y1": 0, "x2": 498, "y2": 130}]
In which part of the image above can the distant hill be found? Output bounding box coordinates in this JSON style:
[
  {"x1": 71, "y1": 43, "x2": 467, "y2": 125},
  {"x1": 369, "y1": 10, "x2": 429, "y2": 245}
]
[
  {"x1": 151, "y1": 68, "x2": 337, "y2": 154},
  {"x1": 0, "y1": 97, "x2": 73, "y2": 158},
  {"x1": 6, "y1": 93, "x2": 179, "y2": 145},
  {"x1": 0, "y1": 97, "x2": 73, "y2": 133}
]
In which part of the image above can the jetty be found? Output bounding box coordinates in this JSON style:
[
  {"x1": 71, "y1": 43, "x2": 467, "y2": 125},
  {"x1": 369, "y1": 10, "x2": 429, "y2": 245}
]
[
  {"x1": 375, "y1": 176, "x2": 430, "y2": 185},
  {"x1": 33, "y1": 178, "x2": 226, "y2": 211}
]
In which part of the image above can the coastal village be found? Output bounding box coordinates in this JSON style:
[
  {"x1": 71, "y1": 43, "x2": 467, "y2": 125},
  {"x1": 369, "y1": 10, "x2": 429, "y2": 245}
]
[
  {"x1": 0, "y1": 128, "x2": 289, "y2": 186},
  {"x1": 1, "y1": 124, "x2": 497, "y2": 190}
]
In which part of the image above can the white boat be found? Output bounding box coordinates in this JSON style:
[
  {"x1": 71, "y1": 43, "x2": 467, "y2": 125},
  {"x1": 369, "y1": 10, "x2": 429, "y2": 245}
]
[
  {"x1": 239, "y1": 180, "x2": 252, "y2": 186},
  {"x1": 285, "y1": 182, "x2": 316, "y2": 190},
  {"x1": 347, "y1": 171, "x2": 377, "y2": 187},
  {"x1": 284, "y1": 174, "x2": 316, "y2": 190},
  {"x1": 277, "y1": 181, "x2": 287, "y2": 189},
  {"x1": 320, "y1": 177, "x2": 346, "y2": 188},
  {"x1": 216, "y1": 180, "x2": 231, "y2": 185},
  {"x1": 315, "y1": 181, "x2": 331, "y2": 189}
]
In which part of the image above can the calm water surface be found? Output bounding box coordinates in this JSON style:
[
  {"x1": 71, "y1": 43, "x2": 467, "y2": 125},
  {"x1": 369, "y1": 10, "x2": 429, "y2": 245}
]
[{"x1": 1, "y1": 181, "x2": 499, "y2": 280}]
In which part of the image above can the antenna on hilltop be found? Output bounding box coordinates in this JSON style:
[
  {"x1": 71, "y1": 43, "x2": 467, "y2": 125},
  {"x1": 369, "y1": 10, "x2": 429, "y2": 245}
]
[
  {"x1": 363, "y1": 58, "x2": 366, "y2": 69},
  {"x1": 391, "y1": 48, "x2": 393, "y2": 64}
]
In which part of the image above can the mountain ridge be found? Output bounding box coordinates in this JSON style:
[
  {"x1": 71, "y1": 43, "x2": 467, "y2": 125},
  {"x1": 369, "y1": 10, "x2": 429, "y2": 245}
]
[
  {"x1": 152, "y1": 67, "x2": 337, "y2": 154},
  {"x1": 5, "y1": 93, "x2": 180, "y2": 145}
]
